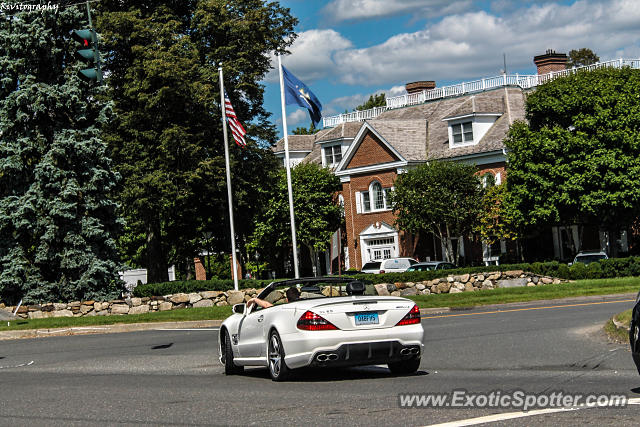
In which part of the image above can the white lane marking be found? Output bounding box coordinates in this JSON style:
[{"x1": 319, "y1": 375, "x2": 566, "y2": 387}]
[
  {"x1": 0, "y1": 360, "x2": 34, "y2": 369},
  {"x1": 422, "y1": 398, "x2": 640, "y2": 427},
  {"x1": 36, "y1": 327, "x2": 109, "y2": 334},
  {"x1": 154, "y1": 328, "x2": 220, "y2": 331}
]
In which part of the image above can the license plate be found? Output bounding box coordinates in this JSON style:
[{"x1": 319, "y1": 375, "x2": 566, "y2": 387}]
[{"x1": 354, "y1": 312, "x2": 379, "y2": 326}]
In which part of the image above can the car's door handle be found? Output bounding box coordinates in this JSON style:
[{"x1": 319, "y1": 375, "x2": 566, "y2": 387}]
[{"x1": 258, "y1": 315, "x2": 264, "y2": 322}]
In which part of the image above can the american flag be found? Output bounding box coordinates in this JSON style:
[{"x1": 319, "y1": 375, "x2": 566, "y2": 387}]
[{"x1": 224, "y1": 91, "x2": 247, "y2": 147}]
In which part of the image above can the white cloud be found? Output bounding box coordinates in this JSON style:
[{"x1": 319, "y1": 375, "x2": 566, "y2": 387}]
[
  {"x1": 265, "y1": 29, "x2": 353, "y2": 83},
  {"x1": 325, "y1": 85, "x2": 408, "y2": 115},
  {"x1": 330, "y1": 0, "x2": 640, "y2": 85},
  {"x1": 321, "y1": 0, "x2": 471, "y2": 23},
  {"x1": 286, "y1": 109, "x2": 310, "y2": 127}
]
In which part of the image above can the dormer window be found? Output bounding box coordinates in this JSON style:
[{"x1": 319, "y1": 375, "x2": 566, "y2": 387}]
[
  {"x1": 452, "y1": 121, "x2": 473, "y2": 144},
  {"x1": 323, "y1": 144, "x2": 342, "y2": 167}
]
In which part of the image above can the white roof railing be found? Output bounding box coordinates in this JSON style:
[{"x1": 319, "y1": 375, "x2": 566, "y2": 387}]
[{"x1": 321, "y1": 58, "x2": 640, "y2": 128}]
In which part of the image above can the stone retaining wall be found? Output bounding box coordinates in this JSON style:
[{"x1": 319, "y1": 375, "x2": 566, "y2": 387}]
[{"x1": 0, "y1": 270, "x2": 567, "y2": 319}]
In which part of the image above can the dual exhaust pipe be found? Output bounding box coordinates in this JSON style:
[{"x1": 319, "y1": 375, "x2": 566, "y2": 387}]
[
  {"x1": 400, "y1": 347, "x2": 420, "y2": 356},
  {"x1": 316, "y1": 346, "x2": 419, "y2": 362},
  {"x1": 316, "y1": 353, "x2": 339, "y2": 362}
]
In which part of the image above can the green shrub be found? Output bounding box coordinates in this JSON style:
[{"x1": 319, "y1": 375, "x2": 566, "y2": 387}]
[{"x1": 133, "y1": 279, "x2": 274, "y2": 298}]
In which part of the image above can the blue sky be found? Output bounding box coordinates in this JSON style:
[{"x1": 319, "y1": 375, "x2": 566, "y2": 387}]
[{"x1": 262, "y1": 0, "x2": 640, "y2": 135}]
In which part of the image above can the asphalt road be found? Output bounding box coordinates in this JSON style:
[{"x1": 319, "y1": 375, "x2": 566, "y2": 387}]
[{"x1": 1, "y1": 296, "x2": 640, "y2": 426}]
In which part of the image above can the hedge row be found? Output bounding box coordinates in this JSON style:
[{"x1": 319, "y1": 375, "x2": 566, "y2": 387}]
[
  {"x1": 133, "y1": 256, "x2": 640, "y2": 297},
  {"x1": 348, "y1": 256, "x2": 640, "y2": 284}
]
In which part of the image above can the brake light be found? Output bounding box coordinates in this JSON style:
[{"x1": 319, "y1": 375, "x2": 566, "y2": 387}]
[
  {"x1": 379, "y1": 270, "x2": 385, "y2": 274},
  {"x1": 396, "y1": 304, "x2": 421, "y2": 326},
  {"x1": 297, "y1": 311, "x2": 338, "y2": 331}
]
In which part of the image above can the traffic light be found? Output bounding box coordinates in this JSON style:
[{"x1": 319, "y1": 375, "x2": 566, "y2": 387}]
[{"x1": 71, "y1": 29, "x2": 102, "y2": 83}]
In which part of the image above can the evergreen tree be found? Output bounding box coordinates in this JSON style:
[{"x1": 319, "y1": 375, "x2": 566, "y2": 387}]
[
  {"x1": 356, "y1": 93, "x2": 386, "y2": 111},
  {"x1": 0, "y1": 7, "x2": 122, "y2": 304}
]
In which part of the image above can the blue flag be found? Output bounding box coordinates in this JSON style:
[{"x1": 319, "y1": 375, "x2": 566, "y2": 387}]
[{"x1": 282, "y1": 65, "x2": 323, "y2": 125}]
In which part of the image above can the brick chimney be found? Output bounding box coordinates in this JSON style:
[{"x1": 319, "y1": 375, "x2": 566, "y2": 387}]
[
  {"x1": 405, "y1": 81, "x2": 436, "y2": 94},
  {"x1": 533, "y1": 49, "x2": 568, "y2": 75}
]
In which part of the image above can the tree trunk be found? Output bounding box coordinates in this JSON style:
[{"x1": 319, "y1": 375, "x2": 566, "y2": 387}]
[
  {"x1": 445, "y1": 223, "x2": 456, "y2": 264},
  {"x1": 185, "y1": 258, "x2": 192, "y2": 281},
  {"x1": 146, "y1": 222, "x2": 168, "y2": 283}
]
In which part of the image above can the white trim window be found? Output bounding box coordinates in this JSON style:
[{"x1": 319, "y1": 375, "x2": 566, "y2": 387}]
[
  {"x1": 444, "y1": 113, "x2": 501, "y2": 149},
  {"x1": 323, "y1": 144, "x2": 342, "y2": 167},
  {"x1": 482, "y1": 173, "x2": 496, "y2": 188},
  {"x1": 360, "y1": 181, "x2": 391, "y2": 213},
  {"x1": 452, "y1": 121, "x2": 473, "y2": 145}
]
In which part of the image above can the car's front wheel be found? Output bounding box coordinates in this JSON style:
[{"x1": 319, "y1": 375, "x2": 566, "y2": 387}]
[
  {"x1": 388, "y1": 357, "x2": 421, "y2": 375},
  {"x1": 268, "y1": 330, "x2": 291, "y2": 381},
  {"x1": 222, "y1": 330, "x2": 244, "y2": 375}
]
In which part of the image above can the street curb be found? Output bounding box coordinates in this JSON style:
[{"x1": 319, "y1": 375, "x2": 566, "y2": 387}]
[{"x1": 0, "y1": 319, "x2": 223, "y2": 341}]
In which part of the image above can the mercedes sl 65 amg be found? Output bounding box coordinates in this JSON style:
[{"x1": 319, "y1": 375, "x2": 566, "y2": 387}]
[{"x1": 219, "y1": 277, "x2": 424, "y2": 381}]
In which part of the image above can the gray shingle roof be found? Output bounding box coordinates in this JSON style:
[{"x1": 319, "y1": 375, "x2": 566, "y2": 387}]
[
  {"x1": 365, "y1": 119, "x2": 428, "y2": 161},
  {"x1": 277, "y1": 86, "x2": 526, "y2": 165},
  {"x1": 271, "y1": 134, "x2": 315, "y2": 153},
  {"x1": 375, "y1": 86, "x2": 525, "y2": 160}
]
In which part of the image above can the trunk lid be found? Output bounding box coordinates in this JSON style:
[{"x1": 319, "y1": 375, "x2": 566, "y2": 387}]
[{"x1": 299, "y1": 296, "x2": 415, "y2": 331}]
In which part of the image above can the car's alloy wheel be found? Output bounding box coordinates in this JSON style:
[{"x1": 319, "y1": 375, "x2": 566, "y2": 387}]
[
  {"x1": 223, "y1": 330, "x2": 243, "y2": 375},
  {"x1": 268, "y1": 330, "x2": 290, "y2": 381}
]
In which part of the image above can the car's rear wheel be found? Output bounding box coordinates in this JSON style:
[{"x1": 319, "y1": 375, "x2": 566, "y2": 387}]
[
  {"x1": 388, "y1": 357, "x2": 421, "y2": 375},
  {"x1": 222, "y1": 330, "x2": 243, "y2": 375},
  {"x1": 268, "y1": 330, "x2": 291, "y2": 381}
]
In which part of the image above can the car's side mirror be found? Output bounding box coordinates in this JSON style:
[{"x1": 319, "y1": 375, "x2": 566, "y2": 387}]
[{"x1": 233, "y1": 303, "x2": 246, "y2": 315}]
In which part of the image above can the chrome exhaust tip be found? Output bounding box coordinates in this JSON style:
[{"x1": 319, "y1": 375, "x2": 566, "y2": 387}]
[
  {"x1": 400, "y1": 348, "x2": 410, "y2": 355},
  {"x1": 410, "y1": 347, "x2": 419, "y2": 354},
  {"x1": 317, "y1": 354, "x2": 328, "y2": 362},
  {"x1": 327, "y1": 353, "x2": 338, "y2": 361}
]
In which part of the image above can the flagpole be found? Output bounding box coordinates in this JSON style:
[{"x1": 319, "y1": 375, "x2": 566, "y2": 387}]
[
  {"x1": 219, "y1": 64, "x2": 240, "y2": 291},
  {"x1": 278, "y1": 54, "x2": 300, "y2": 278}
]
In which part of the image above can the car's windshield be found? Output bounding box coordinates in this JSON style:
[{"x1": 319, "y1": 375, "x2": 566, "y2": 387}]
[
  {"x1": 362, "y1": 261, "x2": 381, "y2": 270},
  {"x1": 408, "y1": 264, "x2": 435, "y2": 271},
  {"x1": 261, "y1": 281, "x2": 377, "y2": 304},
  {"x1": 575, "y1": 254, "x2": 606, "y2": 263}
]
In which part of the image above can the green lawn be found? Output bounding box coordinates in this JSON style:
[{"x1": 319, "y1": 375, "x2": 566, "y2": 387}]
[
  {"x1": 2, "y1": 277, "x2": 639, "y2": 332},
  {"x1": 604, "y1": 308, "x2": 633, "y2": 343},
  {"x1": 409, "y1": 277, "x2": 640, "y2": 308},
  {"x1": 0, "y1": 306, "x2": 232, "y2": 332}
]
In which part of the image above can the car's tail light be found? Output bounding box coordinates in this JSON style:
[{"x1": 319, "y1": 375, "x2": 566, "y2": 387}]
[
  {"x1": 297, "y1": 311, "x2": 338, "y2": 331},
  {"x1": 379, "y1": 270, "x2": 385, "y2": 274},
  {"x1": 396, "y1": 304, "x2": 421, "y2": 326}
]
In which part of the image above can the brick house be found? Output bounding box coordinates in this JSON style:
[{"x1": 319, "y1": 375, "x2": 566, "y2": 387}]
[{"x1": 273, "y1": 51, "x2": 636, "y2": 273}]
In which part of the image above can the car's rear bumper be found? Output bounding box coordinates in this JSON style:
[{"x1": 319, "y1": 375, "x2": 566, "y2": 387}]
[
  {"x1": 281, "y1": 324, "x2": 424, "y2": 369},
  {"x1": 308, "y1": 341, "x2": 421, "y2": 368}
]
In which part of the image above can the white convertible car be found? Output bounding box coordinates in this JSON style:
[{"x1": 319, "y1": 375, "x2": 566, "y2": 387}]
[{"x1": 219, "y1": 277, "x2": 424, "y2": 381}]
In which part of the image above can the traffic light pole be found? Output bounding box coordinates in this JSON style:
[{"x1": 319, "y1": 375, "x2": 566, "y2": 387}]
[{"x1": 84, "y1": 1, "x2": 102, "y2": 84}]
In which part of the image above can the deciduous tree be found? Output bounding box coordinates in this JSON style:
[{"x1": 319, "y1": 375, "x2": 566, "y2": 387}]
[
  {"x1": 250, "y1": 163, "x2": 342, "y2": 276},
  {"x1": 390, "y1": 161, "x2": 483, "y2": 265},
  {"x1": 567, "y1": 48, "x2": 599, "y2": 68},
  {"x1": 96, "y1": 0, "x2": 297, "y2": 282},
  {"x1": 505, "y1": 67, "x2": 640, "y2": 255}
]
